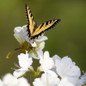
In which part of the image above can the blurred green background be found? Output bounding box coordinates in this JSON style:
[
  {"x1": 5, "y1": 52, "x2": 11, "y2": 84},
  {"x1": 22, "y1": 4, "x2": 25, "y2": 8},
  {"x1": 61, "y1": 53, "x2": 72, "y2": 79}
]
[{"x1": 0, "y1": 0, "x2": 86, "y2": 76}]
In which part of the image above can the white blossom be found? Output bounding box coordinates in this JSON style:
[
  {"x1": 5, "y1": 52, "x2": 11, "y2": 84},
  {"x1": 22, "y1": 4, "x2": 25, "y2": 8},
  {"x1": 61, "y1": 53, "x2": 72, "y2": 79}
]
[
  {"x1": 64, "y1": 77, "x2": 82, "y2": 86},
  {"x1": 53, "y1": 55, "x2": 86, "y2": 86},
  {"x1": 59, "y1": 77, "x2": 74, "y2": 86},
  {"x1": 17, "y1": 77, "x2": 30, "y2": 86},
  {"x1": 13, "y1": 68, "x2": 27, "y2": 78},
  {"x1": 81, "y1": 73, "x2": 86, "y2": 85},
  {"x1": 14, "y1": 25, "x2": 27, "y2": 44},
  {"x1": 39, "y1": 51, "x2": 54, "y2": 72},
  {"x1": 13, "y1": 51, "x2": 33, "y2": 78},
  {"x1": 0, "y1": 79, "x2": 3, "y2": 86},
  {"x1": 0, "y1": 73, "x2": 30, "y2": 86},
  {"x1": 14, "y1": 25, "x2": 47, "y2": 50},
  {"x1": 33, "y1": 70, "x2": 60, "y2": 86},
  {"x1": 54, "y1": 56, "x2": 81, "y2": 78}
]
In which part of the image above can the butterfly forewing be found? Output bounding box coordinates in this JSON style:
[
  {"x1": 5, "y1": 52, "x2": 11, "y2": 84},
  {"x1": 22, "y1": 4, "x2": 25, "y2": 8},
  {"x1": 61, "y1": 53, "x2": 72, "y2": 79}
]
[
  {"x1": 31, "y1": 19, "x2": 60, "y2": 39},
  {"x1": 25, "y1": 4, "x2": 35, "y2": 37}
]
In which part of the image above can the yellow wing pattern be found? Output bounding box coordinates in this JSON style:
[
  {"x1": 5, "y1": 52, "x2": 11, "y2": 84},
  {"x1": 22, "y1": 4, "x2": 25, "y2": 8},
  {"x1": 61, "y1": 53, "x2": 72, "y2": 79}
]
[{"x1": 25, "y1": 4, "x2": 61, "y2": 40}]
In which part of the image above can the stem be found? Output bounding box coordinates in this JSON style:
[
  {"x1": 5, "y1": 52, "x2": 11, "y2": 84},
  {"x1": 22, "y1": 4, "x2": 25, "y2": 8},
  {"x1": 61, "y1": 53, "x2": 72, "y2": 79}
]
[{"x1": 29, "y1": 71, "x2": 33, "y2": 86}]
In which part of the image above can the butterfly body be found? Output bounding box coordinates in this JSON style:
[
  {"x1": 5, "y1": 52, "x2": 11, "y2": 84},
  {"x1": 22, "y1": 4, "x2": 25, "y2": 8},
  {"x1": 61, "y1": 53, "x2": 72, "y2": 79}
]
[{"x1": 25, "y1": 4, "x2": 61, "y2": 40}]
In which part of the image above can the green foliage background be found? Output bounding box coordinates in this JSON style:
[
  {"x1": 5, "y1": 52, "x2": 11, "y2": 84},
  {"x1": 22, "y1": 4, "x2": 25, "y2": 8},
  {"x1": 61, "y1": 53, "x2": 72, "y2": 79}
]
[{"x1": 0, "y1": 0, "x2": 86, "y2": 77}]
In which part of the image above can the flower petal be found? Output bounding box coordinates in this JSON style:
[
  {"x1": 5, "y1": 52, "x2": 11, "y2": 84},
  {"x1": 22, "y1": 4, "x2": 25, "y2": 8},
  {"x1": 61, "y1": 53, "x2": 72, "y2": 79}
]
[
  {"x1": 18, "y1": 52, "x2": 33, "y2": 69},
  {"x1": 39, "y1": 51, "x2": 54, "y2": 72},
  {"x1": 55, "y1": 56, "x2": 81, "y2": 78},
  {"x1": 33, "y1": 70, "x2": 60, "y2": 86}
]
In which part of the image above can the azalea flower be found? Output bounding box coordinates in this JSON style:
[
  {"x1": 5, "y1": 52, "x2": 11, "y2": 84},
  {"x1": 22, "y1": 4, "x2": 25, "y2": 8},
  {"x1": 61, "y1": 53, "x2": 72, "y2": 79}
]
[
  {"x1": 13, "y1": 51, "x2": 33, "y2": 78},
  {"x1": 39, "y1": 51, "x2": 54, "y2": 72},
  {"x1": 0, "y1": 73, "x2": 30, "y2": 86}
]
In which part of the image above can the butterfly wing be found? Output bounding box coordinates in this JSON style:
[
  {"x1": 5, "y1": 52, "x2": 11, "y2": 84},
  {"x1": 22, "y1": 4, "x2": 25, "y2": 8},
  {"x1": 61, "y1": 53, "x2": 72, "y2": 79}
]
[
  {"x1": 31, "y1": 19, "x2": 61, "y2": 39},
  {"x1": 25, "y1": 4, "x2": 35, "y2": 38}
]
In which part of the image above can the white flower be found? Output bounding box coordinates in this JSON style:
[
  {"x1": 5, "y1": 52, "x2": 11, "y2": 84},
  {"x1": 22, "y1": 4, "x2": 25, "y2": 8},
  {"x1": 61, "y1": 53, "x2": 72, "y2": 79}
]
[
  {"x1": 18, "y1": 51, "x2": 32, "y2": 69},
  {"x1": 27, "y1": 33, "x2": 48, "y2": 50},
  {"x1": 0, "y1": 73, "x2": 30, "y2": 86},
  {"x1": 33, "y1": 70, "x2": 60, "y2": 86},
  {"x1": 0, "y1": 79, "x2": 3, "y2": 86},
  {"x1": 39, "y1": 51, "x2": 54, "y2": 72},
  {"x1": 64, "y1": 77, "x2": 82, "y2": 86},
  {"x1": 14, "y1": 25, "x2": 48, "y2": 59},
  {"x1": 29, "y1": 35, "x2": 47, "y2": 59},
  {"x1": 13, "y1": 68, "x2": 27, "y2": 78},
  {"x1": 53, "y1": 55, "x2": 86, "y2": 86},
  {"x1": 59, "y1": 77, "x2": 74, "y2": 86},
  {"x1": 2, "y1": 73, "x2": 18, "y2": 86},
  {"x1": 13, "y1": 51, "x2": 33, "y2": 78},
  {"x1": 81, "y1": 73, "x2": 86, "y2": 85},
  {"x1": 17, "y1": 77, "x2": 30, "y2": 86},
  {"x1": 54, "y1": 56, "x2": 81, "y2": 78},
  {"x1": 14, "y1": 25, "x2": 47, "y2": 50},
  {"x1": 14, "y1": 25, "x2": 27, "y2": 44}
]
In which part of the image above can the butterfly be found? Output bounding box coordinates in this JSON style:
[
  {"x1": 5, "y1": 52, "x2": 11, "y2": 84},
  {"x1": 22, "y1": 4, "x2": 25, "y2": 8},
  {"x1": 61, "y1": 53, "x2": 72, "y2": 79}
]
[{"x1": 25, "y1": 4, "x2": 61, "y2": 40}]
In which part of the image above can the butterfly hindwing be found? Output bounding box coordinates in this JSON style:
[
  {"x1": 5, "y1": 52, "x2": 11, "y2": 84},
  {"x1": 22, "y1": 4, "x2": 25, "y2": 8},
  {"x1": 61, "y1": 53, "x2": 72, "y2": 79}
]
[{"x1": 31, "y1": 19, "x2": 61, "y2": 39}]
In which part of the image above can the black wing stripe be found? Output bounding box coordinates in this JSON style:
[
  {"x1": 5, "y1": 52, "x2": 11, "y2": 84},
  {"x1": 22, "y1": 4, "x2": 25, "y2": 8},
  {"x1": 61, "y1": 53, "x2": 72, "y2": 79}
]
[
  {"x1": 30, "y1": 13, "x2": 32, "y2": 17},
  {"x1": 44, "y1": 19, "x2": 60, "y2": 31},
  {"x1": 50, "y1": 20, "x2": 52, "y2": 23},
  {"x1": 25, "y1": 4, "x2": 31, "y2": 37},
  {"x1": 40, "y1": 23, "x2": 44, "y2": 29},
  {"x1": 46, "y1": 21, "x2": 48, "y2": 25},
  {"x1": 29, "y1": 9, "x2": 34, "y2": 20},
  {"x1": 27, "y1": 24, "x2": 31, "y2": 37},
  {"x1": 40, "y1": 19, "x2": 60, "y2": 31}
]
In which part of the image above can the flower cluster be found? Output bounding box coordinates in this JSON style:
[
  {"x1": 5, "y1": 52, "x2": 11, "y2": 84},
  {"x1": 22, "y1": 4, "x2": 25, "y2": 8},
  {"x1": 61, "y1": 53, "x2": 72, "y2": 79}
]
[{"x1": 1, "y1": 25, "x2": 86, "y2": 86}]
